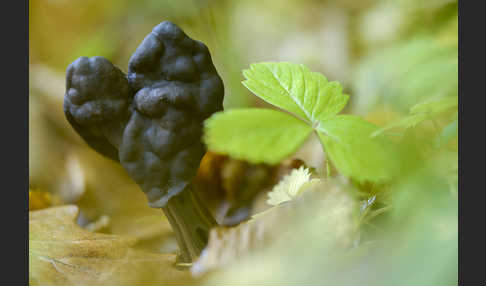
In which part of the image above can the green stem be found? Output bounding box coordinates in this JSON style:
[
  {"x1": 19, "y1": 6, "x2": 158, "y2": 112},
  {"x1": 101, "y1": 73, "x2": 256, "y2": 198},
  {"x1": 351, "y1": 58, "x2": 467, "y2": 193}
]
[{"x1": 162, "y1": 184, "x2": 218, "y2": 262}]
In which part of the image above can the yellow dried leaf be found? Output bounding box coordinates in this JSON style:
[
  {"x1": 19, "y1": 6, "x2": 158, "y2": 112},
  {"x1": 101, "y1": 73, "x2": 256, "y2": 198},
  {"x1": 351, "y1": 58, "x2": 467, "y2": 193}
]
[
  {"x1": 29, "y1": 205, "x2": 188, "y2": 286},
  {"x1": 29, "y1": 189, "x2": 62, "y2": 211}
]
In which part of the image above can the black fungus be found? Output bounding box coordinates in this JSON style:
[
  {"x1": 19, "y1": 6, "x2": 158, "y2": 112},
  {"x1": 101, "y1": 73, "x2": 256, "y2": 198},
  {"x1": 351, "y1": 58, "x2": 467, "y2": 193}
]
[{"x1": 64, "y1": 21, "x2": 224, "y2": 208}]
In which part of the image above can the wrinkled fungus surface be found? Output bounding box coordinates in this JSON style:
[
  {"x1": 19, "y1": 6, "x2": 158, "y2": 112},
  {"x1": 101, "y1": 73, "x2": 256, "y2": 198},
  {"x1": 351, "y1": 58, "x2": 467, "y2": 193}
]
[{"x1": 64, "y1": 21, "x2": 224, "y2": 208}]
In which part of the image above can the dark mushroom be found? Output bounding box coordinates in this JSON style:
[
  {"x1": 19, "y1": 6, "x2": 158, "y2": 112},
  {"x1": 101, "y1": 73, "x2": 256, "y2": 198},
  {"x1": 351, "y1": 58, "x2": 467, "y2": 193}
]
[{"x1": 63, "y1": 21, "x2": 224, "y2": 262}]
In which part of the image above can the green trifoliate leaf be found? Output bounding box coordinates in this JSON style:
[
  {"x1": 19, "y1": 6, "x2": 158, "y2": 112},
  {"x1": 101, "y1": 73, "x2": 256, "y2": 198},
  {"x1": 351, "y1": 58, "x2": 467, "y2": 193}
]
[
  {"x1": 242, "y1": 62, "x2": 349, "y2": 123},
  {"x1": 317, "y1": 115, "x2": 398, "y2": 182},
  {"x1": 267, "y1": 166, "x2": 320, "y2": 206},
  {"x1": 204, "y1": 108, "x2": 313, "y2": 164}
]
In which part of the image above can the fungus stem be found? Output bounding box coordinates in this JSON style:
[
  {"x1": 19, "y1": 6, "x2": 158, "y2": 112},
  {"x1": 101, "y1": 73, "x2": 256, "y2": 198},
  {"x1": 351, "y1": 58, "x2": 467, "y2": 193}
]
[{"x1": 162, "y1": 184, "x2": 217, "y2": 262}]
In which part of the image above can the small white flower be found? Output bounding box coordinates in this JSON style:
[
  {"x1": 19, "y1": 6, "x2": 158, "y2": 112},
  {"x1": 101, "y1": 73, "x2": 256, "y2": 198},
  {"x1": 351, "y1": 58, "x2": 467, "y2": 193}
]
[{"x1": 267, "y1": 166, "x2": 319, "y2": 206}]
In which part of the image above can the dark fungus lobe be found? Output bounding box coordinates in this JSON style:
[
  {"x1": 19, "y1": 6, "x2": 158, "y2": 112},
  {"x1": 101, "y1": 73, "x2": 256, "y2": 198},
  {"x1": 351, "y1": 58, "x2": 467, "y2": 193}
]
[
  {"x1": 63, "y1": 21, "x2": 224, "y2": 209},
  {"x1": 64, "y1": 56, "x2": 131, "y2": 161},
  {"x1": 64, "y1": 21, "x2": 223, "y2": 262}
]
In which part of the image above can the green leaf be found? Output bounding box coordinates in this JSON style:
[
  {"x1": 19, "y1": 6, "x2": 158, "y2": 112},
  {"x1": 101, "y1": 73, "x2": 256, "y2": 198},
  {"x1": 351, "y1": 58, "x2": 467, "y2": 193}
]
[
  {"x1": 353, "y1": 37, "x2": 458, "y2": 113},
  {"x1": 242, "y1": 62, "x2": 349, "y2": 123},
  {"x1": 372, "y1": 96, "x2": 458, "y2": 137},
  {"x1": 450, "y1": 110, "x2": 458, "y2": 121},
  {"x1": 317, "y1": 115, "x2": 397, "y2": 182},
  {"x1": 204, "y1": 108, "x2": 313, "y2": 164},
  {"x1": 436, "y1": 119, "x2": 458, "y2": 147},
  {"x1": 371, "y1": 114, "x2": 428, "y2": 137},
  {"x1": 409, "y1": 96, "x2": 457, "y2": 115}
]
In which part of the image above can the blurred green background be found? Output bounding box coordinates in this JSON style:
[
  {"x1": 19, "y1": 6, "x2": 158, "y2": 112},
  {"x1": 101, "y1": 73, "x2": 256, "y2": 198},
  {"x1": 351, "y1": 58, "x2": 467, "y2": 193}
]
[
  {"x1": 29, "y1": 0, "x2": 457, "y2": 285},
  {"x1": 29, "y1": 0, "x2": 457, "y2": 109}
]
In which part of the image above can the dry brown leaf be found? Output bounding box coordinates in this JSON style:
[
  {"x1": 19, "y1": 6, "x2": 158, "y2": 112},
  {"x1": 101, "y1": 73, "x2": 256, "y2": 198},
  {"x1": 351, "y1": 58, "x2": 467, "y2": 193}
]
[
  {"x1": 199, "y1": 180, "x2": 358, "y2": 286},
  {"x1": 29, "y1": 205, "x2": 190, "y2": 286},
  {"x1": 191, "y1": 200, "x2": 296, "y2": 276},
  {"x1": 192, "y1": 179, "x2": 357, "y2": 277}
]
